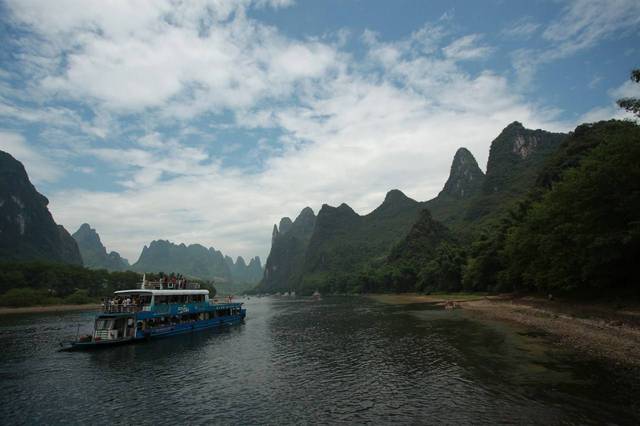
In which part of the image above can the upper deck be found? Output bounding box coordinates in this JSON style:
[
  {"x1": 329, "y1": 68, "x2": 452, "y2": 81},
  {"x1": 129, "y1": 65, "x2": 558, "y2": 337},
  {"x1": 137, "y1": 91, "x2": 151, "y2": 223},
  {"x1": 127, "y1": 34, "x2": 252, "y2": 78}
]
[
  {"x1": 100, "y1": 275, "x2": 241, "y2": 317},
  {"x1": 102, "y1": 286, "x2": 240, "y2": 316},
  {"x1": 114, "y1": 289, "x2": 210, "y2": 296}
]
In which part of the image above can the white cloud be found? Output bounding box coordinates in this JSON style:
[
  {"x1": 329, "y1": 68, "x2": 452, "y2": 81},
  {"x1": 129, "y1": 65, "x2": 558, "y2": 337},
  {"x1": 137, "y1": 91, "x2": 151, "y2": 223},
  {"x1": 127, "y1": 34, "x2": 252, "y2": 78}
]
[
  {"x1": 543, "y1": 0, "x2": 640, "y2": 56},
  {"x1": 443, "y1": 34, "x2": 493, "y2": 61},
  {"x1": 511, "y1": 0, "x2": 640, "y2": 86},
  {"x1": 577, "y1": 77, "x2": 639, "y2": 123},
  {"x1": 588, "y1": 74, "x2": 603, "y2": 89},
  {"x1": 0, "y1": 101, "x2": 108, "y2": 139},
  {"x1": 3, "y1": 2, "x2": 576, "y2": 262},
  {"x1": 50, "y1": 27, "x2": 567, "y2": 261},
  {"x1": 501, "y1": 18, "x2": 540, "y2": 39},
  {"x1": 0, "y1": 131, "x2": 62, "y2": 183},
  {"x1": 89, "y1": 136, "x2": 214, "y2": 188},
  {"x1": 610, "y1": 79, "x2": 640, "y2": 100},
  {"x1": 7, "y1": 0, "x2": 336, "y2": 116}
]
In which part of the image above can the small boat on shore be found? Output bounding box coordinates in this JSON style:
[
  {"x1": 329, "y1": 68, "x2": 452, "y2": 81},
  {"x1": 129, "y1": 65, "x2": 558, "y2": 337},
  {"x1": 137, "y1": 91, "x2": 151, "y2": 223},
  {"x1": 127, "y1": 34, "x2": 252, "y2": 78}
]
[{"x1": 60, "y1": 275, "x2": 245, "y2": 351}]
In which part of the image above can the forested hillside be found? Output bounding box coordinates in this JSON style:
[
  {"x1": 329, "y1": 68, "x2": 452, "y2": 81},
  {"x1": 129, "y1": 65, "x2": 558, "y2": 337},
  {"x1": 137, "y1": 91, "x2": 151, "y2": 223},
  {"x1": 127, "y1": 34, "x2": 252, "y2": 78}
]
[
  {"x1": 372, "y1": 120, "x2": 640, "y2": 296},
  {"x1": 257, "y1": 119, "x2": 639, "y2": 297},
  {"x1": 259, "y1": 207, "x2": 316, "y2": 293}
]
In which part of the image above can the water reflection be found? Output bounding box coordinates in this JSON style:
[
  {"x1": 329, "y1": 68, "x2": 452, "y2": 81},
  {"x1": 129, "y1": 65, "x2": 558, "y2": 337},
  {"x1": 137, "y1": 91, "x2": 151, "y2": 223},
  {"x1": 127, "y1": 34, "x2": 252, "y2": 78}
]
[{"x1": 0, "y1": 296, "x2": 637, "y2": 425}]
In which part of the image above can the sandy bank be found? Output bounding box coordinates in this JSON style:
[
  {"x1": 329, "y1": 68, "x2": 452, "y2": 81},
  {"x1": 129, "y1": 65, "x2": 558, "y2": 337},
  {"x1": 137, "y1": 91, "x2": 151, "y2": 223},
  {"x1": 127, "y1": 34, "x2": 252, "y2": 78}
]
[
  {"x1": 371, "y1": 293, "x2": 640, "y2": 368},
  {"x1": 0, "y1": 304, "x2": 101, "y2": 315}
]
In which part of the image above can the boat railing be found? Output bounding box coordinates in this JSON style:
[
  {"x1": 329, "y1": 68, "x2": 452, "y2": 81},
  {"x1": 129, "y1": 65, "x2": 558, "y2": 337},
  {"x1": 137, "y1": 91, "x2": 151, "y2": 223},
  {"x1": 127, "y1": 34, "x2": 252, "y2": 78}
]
[
  {"x1": 102, "y1": 302, "x2": 147, "y2": 314},
  {"x1": 141, "y1": 280, "x2": 201, "y2": 290}
]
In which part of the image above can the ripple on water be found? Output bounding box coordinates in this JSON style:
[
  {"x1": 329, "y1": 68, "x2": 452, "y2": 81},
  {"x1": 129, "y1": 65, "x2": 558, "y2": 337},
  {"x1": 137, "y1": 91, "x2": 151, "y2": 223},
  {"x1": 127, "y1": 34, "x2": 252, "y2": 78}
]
[{"x1": 0, "y1": 297, "x2": 638, "y2": 425}]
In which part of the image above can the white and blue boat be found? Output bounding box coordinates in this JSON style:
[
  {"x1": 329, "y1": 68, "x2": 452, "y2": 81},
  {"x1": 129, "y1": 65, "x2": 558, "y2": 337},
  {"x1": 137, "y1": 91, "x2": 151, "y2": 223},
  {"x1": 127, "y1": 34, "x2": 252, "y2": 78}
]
[{"x1": 60, "y1": 275, "x2": 245, "y2": 350}]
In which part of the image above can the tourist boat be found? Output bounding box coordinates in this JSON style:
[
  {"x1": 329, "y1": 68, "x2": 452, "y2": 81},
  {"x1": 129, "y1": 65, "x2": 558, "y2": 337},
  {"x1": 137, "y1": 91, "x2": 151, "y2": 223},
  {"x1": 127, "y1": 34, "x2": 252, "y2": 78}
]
[{"x1": 60, "y1": 275, "x2": 246, "y2": 351}]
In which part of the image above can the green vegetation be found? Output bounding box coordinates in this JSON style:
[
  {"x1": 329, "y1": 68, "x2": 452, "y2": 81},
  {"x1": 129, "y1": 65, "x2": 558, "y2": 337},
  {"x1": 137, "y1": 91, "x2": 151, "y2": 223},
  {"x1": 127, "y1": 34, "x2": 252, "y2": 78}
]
[
  {"x1": 0, "y1": 261, "x2": 141, "y2": 307},
  {"x1": 617, "y1": 69, "x2": 640, "y2": 118},
  {"x1": 499, "y1": 121, "x2": 640, "y2": 294},
  {"x1": 399, "y1": 119, "x2": 640, "y2": 297},
  {"x1": 260, "y1": 117, "x2": 639, "y2": 299},
  {"x1": 0, "y1": 263, "x2": 221, "y2": 307},
  {"x1": 299, "y1": 191, "x2": 427, "y2": 292},
  {"x1": 259, "y1": 207, "x2": 316, "y2": 293}
]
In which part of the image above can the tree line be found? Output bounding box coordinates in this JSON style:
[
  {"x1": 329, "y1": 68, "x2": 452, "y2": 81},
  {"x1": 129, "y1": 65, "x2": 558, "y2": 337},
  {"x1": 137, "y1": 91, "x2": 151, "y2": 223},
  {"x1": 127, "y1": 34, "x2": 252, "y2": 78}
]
[{"x1": 0, "y1": 263, "x2": 217, "y2": 307}]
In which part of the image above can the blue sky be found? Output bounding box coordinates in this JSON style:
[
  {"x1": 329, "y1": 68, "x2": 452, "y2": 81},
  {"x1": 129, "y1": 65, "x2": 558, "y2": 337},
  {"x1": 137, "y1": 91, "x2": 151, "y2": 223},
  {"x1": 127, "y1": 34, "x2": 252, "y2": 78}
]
[{"x1": 0, "y1": 0, "x2": 638, "y2": 262}]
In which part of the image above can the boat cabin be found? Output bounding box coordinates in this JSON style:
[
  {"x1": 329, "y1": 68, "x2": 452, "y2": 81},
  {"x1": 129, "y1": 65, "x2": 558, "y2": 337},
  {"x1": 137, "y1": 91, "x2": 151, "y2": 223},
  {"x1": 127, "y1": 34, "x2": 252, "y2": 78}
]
[
  {"x1": 94, "y1": 289, "x2": 211, "y2": 341},
  {"x1": 102, "y1": 289, "x2": 209, "y2": 313}
]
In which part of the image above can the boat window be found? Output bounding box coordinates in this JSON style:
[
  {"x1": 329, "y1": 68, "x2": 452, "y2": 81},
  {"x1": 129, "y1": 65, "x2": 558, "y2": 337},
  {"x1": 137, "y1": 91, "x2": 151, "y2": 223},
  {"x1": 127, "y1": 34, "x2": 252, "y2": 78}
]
[{"x1": 96, "y1": 319, "x2": 112, "y2": 329}]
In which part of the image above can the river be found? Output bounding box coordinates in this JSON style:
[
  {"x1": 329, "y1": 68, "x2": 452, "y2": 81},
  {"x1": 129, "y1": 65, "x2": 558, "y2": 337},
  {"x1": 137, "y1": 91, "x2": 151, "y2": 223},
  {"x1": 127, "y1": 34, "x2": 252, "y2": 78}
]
[{"x1": 0, "y1": 296, "x2": 637, "y2": 425}]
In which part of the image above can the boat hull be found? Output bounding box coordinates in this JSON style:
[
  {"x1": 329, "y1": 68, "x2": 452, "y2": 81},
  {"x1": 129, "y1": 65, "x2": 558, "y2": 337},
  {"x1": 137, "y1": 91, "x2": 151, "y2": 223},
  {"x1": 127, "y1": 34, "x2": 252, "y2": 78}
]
[{"x1": 61, "y1": 312, "x2": 245, "y2": 351}]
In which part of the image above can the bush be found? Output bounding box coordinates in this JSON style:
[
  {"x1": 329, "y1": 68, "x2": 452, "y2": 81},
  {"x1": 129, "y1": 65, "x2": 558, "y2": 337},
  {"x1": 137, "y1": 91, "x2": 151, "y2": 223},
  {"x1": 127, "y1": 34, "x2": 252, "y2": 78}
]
[
  {"x1": 64, "y1": 289, "x2": 95, "y2": 305},
  {"x1": 0, "y1": 288, "x2": 60, "y2": 307}
]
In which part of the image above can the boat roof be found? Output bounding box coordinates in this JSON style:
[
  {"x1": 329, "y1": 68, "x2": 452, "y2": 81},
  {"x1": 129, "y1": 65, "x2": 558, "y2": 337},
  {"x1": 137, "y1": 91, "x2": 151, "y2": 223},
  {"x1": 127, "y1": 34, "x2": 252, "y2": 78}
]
[{"x1": 114, "y1": 289, "x2": 209, "y2": 296}]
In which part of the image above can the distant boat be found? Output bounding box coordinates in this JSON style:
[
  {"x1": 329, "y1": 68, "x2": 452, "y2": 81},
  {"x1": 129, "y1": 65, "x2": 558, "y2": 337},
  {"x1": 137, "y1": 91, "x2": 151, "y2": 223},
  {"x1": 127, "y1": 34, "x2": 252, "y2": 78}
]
[
  {"x1": 283, "y1": 292, "x2": 290, "y2": 297},
  {"x1": 290, "y1": 291, "x2": 296, "y2": 297},
  {"x1": 312, "y1": 290, "x2": 321, "y2": 300}
]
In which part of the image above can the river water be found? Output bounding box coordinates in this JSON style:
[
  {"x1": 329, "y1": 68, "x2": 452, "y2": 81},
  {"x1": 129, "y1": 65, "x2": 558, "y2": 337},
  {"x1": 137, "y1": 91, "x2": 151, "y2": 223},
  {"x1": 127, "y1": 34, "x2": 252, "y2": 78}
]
[{"x1": 0, "y1": 296, "x2": 637, "y2": 425}]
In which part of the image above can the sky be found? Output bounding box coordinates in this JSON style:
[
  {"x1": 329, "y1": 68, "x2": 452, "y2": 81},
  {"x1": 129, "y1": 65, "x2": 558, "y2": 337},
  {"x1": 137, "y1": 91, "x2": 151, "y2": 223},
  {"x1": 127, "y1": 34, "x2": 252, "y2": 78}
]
[{"x1": 0, "y1": 0, "x2": 638, "y2": 263}]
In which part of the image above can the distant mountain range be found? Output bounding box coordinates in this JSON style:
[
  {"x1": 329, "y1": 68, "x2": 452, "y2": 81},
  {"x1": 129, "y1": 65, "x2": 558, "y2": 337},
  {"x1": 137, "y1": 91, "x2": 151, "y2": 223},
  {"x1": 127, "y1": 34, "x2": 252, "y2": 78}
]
[
  {"x1": 256, "y1": 121, "x2": 569, "y2": 294},
  {"x1": 5, "y1": 119, "x2": 634, "y2": 297},
  {"x1": 71, "y1": 223, "x2": 264, "y2": 285},
  {"x1": 0, "y1": 149, "x2": 262, "y2": 287},
  {"x1": 71, "y1": 224, "x2": 264, "y2": 285},
  {"x1": 0, "y1": 150, "x2": 82, "y2": 265},
  {"x1": 131, "y1": 239, "x2": 262, "y2": 285},
  {"x1": 72, "y1": 223, "x2": 129, "y2": 271}
]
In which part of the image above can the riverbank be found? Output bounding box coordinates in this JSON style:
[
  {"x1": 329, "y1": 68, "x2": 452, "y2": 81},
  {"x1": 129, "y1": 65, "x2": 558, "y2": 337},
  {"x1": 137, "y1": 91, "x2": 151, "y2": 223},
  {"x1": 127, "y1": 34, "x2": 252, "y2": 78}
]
[
  {"x1": 370, "y1": 293, "x2": 640, "y2": 368},
  {"x1": 0, "y1": 304, "x2": 101, "y2": 315}
]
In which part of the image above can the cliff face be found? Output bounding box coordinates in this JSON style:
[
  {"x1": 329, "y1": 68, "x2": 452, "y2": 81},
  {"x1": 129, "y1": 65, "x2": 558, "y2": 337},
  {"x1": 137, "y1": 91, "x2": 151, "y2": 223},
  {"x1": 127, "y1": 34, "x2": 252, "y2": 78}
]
[
  {"x1": 259, "y1": 207, "x2": 316, "y2": 293},
  {"x1": 460, "y1": 121, "x2": 566, "y2": 224},
  {"x1": 425, "y1": 148, "x2": 485, "y2": 228},
  {"x1": 0, "y1": 150, "x2": 82, "y2": 265},
  {"x1": 482, "y1": 121, "x2": 566, "y2": 195},
  {"x1": 426, "y1": 122, "x2": 567, "y2": 230},
  {"x1": 72, "y1": 223, "x2": 129, "y2": 271},
  {"x1": 440, "y1": 148, "x2": 485, "y2": 200}
]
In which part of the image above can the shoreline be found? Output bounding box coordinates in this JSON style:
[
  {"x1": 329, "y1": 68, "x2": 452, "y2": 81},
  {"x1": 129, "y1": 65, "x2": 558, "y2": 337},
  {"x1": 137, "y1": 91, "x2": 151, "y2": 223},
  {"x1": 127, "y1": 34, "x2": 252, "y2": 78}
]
[
  {"x1": 370, "y1": 293, "x2": 640, "y2": 368},
  {"x1": 0, "y1": 304, "x2": 101, "y2": 315}
]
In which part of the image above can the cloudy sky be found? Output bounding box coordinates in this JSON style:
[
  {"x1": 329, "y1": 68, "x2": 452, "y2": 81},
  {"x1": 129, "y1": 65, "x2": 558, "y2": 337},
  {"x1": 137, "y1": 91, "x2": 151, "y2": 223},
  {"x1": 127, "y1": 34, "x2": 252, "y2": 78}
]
[{"x1": 0, "y1": 0, "x2": 638, "y2": 262}]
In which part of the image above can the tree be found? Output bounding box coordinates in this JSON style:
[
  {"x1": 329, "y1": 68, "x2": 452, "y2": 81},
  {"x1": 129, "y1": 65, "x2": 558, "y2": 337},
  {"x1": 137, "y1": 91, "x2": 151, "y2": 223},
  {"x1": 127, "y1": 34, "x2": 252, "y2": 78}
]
[
  {"x1": 501, "y1": 123, "x2": 640, "y2": 294},
  {"x1": 617, "y1": 69, "x2": 640, "y2": 117}
]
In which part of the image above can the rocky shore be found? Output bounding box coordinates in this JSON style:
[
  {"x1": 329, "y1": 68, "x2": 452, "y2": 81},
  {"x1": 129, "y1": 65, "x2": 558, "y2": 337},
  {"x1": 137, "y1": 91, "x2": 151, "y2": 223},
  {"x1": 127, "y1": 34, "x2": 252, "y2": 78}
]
[{"x1": 371, "y1": 293, "x2": 640, "y2": 368}]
